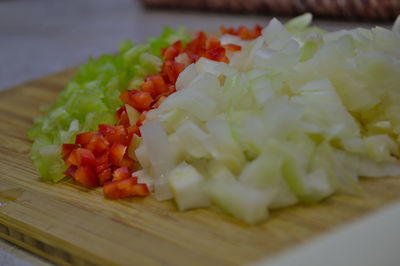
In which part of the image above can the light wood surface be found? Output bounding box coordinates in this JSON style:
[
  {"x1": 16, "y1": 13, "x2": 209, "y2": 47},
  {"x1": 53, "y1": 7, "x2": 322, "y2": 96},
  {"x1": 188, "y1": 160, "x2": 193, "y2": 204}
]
[{"x1": 1, "y1": 68, "x2": 400, "y2": 265}]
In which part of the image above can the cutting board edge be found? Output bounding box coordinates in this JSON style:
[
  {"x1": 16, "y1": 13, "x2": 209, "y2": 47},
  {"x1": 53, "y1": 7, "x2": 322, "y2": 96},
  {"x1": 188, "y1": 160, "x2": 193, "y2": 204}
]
[{"x1": 0, "y1": 215, "x2": 114, "y2": 266}]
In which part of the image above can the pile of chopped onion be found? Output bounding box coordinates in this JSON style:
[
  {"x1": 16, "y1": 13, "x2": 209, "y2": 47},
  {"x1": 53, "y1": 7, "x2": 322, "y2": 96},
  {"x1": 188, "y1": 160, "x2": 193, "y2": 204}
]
[{"x1": 135, "y1": 14, "x2": 400, "y2": 224}]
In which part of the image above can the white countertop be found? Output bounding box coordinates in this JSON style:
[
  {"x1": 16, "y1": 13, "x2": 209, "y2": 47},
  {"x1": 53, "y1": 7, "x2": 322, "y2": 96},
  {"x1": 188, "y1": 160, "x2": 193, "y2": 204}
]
[{"x1": 0, "y1": 0, "x2": 394, "y2": 265}]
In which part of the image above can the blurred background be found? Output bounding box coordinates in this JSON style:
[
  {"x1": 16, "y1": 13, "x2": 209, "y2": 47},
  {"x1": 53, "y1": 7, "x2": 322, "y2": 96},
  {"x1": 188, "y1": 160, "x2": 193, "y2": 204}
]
[
  {"x1": 0, "y1": 0, "x2": 394, "y2": 91},
  {"x1": 0, "y1": 0, "x2": 396, "y2": 265}
]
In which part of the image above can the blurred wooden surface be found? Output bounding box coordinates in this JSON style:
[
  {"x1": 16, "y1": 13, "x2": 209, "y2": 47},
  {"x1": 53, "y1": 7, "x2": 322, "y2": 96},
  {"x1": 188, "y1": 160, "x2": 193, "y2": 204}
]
[{"x1": 1, "y1": 68, "x2": 400, "y2": 265}]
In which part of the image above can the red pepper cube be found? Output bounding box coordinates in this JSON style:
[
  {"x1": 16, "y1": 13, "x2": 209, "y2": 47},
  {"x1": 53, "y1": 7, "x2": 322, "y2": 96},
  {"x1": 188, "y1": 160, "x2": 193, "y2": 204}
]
[
  {"x1": 76, "y1": 148, "x2": 97, "y2": 167},
  {"x1": 98, "y1": 167, "x2": 112, "y2": 185},
  {"x1": 206, "y1": 46, "x2": 229, "y2": 63},
  {"x1": 140, "y1": 80, "x2": 156, "y2": 98},
  {"x1": 172, "y1": 40, "x2": 184, "y2": 54},
  {"x1": 63, "y1": 165, "x2": 77, "y2": 178},
  {"x1": 119, "y1": 156, "x2": 135, "y2": 171},
  {"x1": 103, "y1": 178, "x2": 149, "y2": 199},
  {"x1": 220, "y1": 25, "x2": 228, "y2": 34},
  {"x1": 103, "y1": 181, "x2": 119, "y2": 199},
  {"x1": 254, "y1": 24, "x2": 262, "y2": 36},
  {"x1": 87, "y1": 134, "x2": 110, "y2": 153},
  {"x1": 67, "y1": 149, "x2": 79, "y2": 166},
  {"x1": 173, "y1": 62, "x2": 185, "y2": 76},
  {"x1": 96, "y1": 162, "x2": 109, "y2": 176},
  {"x1": 127, "y1": 183, "x2": 150, "y2": 197},
  {"x1": 163, "y1": 61, "x2": 185, "y2": 84},
  {"x1": 109, "y1": 143, "x2": 127, "y2": 166},
  {"x1": 62, "y1": 144, "x2": 76, "y2": 161},
  {"x1": 163, "y1": 46, "x2": 179, "y2": 61},
  {"x1": 152, "y1": 95, "x2": 166, "y2": 109},
  {"x1": 112, "y1": 166, "x2": 131, "y2": 181},
  {"x1": 223, "y1": 44, "x2": 242, "y2": 52},
  {"x1": 128, "y1": 91, "x2": 153, "y2": 112},
  {"x1": 237, "y1": 25, "x2": 251, "y2": 40},
  {"x1": 117, "y1": 111, "x2": 130, "y2": 127},
  {"x1": 95, "y1": 152, "x2": 109, "y2": 174},
  {"x1": 126, "y1": 125, "x2": 139, "y2": 142},
  {"x1": 115, "y1": 105, "x2": 126, "y2": 121},
  {"x1": 98, "y1": 124, "x2": 127, "y2": 145},
  {"x1": 119, "y1": 90, "x2": 132, "y2": 106},
  {"x1": 219, "y1": 25, "x2": 261, "y2": 40},
  {"x1": 136, "y1": 112, "x2": 147, "y2": 126},
  {"x1": 96, "y1": 151, "x2": 109, "y2": 167},
  {"x1": 186, "y1": 31, "x2": 206, "y2": 54},
  {"x1": 147, "y1": 75, "x2": 168, "y2": 96},
  {"x1": 75, "y1": 166, "x2": 99, "y2": 188},
  {"x1": 206, "y1": 35, "x2": 221, "y2": 50},
  {"x1": 75, "y1": 131, "x2": 97, "y2": 146}
]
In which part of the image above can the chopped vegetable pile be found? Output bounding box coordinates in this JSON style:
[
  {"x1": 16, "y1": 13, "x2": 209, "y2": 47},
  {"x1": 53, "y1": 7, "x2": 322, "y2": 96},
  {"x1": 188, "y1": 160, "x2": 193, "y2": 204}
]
[{"x1": 29, "y1": 14, "x2": 400, "y2": 224}]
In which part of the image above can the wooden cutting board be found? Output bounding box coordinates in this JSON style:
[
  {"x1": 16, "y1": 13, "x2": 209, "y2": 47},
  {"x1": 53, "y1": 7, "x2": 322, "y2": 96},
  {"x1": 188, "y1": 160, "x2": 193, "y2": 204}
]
[{"x1": 1, "y1": 67, "x2": 400, "y2": 265}]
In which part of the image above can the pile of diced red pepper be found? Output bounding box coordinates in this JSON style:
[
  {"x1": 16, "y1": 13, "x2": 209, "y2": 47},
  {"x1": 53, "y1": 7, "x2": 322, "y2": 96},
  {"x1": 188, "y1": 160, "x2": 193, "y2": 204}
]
[
  {"x1": 220, "y1": 25, "x2": 263, "y2": 40},
  {"x1": 62, "y1": 25, "x2": 262, "y2": 199}
]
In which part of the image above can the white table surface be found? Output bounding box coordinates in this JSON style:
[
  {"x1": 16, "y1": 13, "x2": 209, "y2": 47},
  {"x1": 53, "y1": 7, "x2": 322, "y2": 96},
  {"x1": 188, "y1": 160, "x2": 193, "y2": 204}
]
[{"x1": 0, "y1": 0, "x2": 395, "y2": 265}]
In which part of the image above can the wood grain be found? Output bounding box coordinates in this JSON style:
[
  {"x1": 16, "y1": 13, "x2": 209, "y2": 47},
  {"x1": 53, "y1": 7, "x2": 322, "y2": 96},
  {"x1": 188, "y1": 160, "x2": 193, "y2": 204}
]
[{"x1": 1, "y1": 68, "x2": 400, "y2": 265}]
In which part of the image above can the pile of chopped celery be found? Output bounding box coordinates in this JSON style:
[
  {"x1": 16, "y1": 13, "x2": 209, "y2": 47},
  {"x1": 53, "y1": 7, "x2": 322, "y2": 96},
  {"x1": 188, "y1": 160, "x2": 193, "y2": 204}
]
[
  {"x1": 135, "y1": 14, "x2": 400, "y2": 224},
  {"x1": 28, "y1": 27, "x2": 191, "y2": 182}
]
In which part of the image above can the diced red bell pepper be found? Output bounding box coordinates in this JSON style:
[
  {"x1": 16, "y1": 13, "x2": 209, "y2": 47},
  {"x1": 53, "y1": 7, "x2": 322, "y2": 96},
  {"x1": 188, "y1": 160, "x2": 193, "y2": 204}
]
[
  {"x1": 186, "y1": 31, "x2": 207, "y2": 55},
  {"x1": 119, "y1": 90, "x2": 131, "y2": 106},
  {"x1": 103, "y1": 177, "x2": 149, "y2": 199},
  {"x1": 75, "y1": 131, "x2": 97, "y2": 146},
  {"x1": 96, "y1": 162, "x2": 109, "y2": 176},
  {"x1": 121, "y1": 90, "x2": 153, "y2": 112},
  {"x1": 86, "y1": 134, "x2": 110, "y2": 153},
  {"x1": 163, "y1": 40, "x2": 184, "y2": 61},
  {"x1": 147, "y1": 75, "x2": 168, "y2": 96},
  {"x1": 206, "y1": 35, "x2": 221, "y2": 50},
  {"x1": 112, "y1": 166, "x2": 130, "y2": 181},
  {"x1": 62, "y1": 144, "x2": 76, "y2": 160},
  {"x1": 115, "y1": 105, "x2": 126, "y2": 121},
  {"x1": 163, "y1": 61, "x2": 185, "y2": 84},
  {"x1": 163, "y1": 46, "x2": 179, "y2": 61},
  {"x1": 223, "y1": 44, "x2": 242, "y2": 52},
  {"x1": 74, "y1": 166, "x2": 99, "y2": 188},
  {"x1": 67, "y1": 149, "x2": 79, "y2": 166},
  {"x1": 131, "y1": 91, "x2": 153, "y2": 112},
  {"x1": 126, "y1": 182, "x2": 149, "y2": 197},
  {"x1": 140, "y1": 80, "x2": 156, "y2": 98},
  {"x1": 117, "y1": 110, "x2": 130, "y2": 128},
  {"x1": 205, "y1": 46, "x2": 229, "y2": 63},
  {"x1": 95, "y1": 152, "x2": 109, "y2": 173},
  {"x1": 126, "y1": 125, "x2": 139, "y2": 141},
  {"x1": 63, "y1": 165, "x2": 77, "y2": 178},
  {"x1": 136, "y1": 112, "x2": 147, "y2": 128},
  {"x1": 98, "y1": 167, "x2": 112, "y2": 185},
  {"x1": 220, "y1": 25, "x2": 234, "y2": 35},
  {"x1": 75, "y1": 148, "x2": 97, "y2": 167},
  {"x1": 172, "y1": 40, "x2": 184, "y2": 54},
  {"x1": 109, "y1": 143, "x2": 127, "y2": 166},
  {"x1": 119, "y1": 156, "x2": 135, "y2": 170},
  {"x1": 220, "y1": 24, "x2": 262, "y2": 40},
  {"x1": 98, "y1": 124, "x2": 128, "y2": 145},
  {"x1": 152, "y1": 95, "x2": 166, "y2": 109}
]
